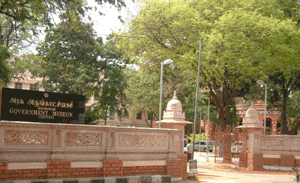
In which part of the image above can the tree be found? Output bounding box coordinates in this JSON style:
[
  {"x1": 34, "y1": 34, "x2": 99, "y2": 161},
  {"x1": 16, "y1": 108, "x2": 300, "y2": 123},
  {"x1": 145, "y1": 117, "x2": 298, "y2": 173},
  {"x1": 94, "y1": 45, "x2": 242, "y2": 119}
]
[
  {"x1": 0, "y1": 0, "x2": 128, "y2": 85},
  {"x1": 37, "y1": 18, "x2": 106, "y2": 94},
  {"x1": 37, "y1": 16, "x2": 130, "y2": 125},
  {"x1": 125, "y1": 69, "x2": 160, "y2": 127},
  {"x1": 117, "y1": 0, "x2": 300, "y2": 130},
  {"x1": 0, "y1": 44, "x2": 10, "y2": 85},
  {"x1": 257, "y1": 0, "x2": 300, "y2": 135},
  {"x1": 0, "y1": 0, "x2": 127, "y2": 50},
  {"x1": 86, "y1": 36, "x2": 129, "y2": 125},
  {"x1": 282, "y1": 90, "x2": 300, "y2": 134}
]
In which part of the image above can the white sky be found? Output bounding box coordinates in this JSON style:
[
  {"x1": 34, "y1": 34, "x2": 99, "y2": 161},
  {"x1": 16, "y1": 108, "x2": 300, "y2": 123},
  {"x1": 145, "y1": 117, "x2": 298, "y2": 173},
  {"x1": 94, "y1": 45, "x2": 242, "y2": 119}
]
[
  {"x1": 21, "y1": 0, "x2": 140, "y2": 55},
  {"x1": 86, "y1": 0, "x2": 140, "y2": 40}
]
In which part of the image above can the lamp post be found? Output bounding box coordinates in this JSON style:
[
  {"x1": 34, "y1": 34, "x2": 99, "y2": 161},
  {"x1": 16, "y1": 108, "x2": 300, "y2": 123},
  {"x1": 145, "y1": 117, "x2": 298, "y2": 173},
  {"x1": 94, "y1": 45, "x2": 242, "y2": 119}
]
[
  {"x1": 159, "y1": 59, "x2": 174, "y2": 128},
  {"x1": 257, "y1": 80, "x2": 267, "y2": 135},
  {"x1": 192, "y1": 37, "x2": 203, "y2": 160},
  {"x1": 199, "y1": 110, "x2": 202, "y2": 152},
  {"x1": 202, "y1": 95, "x2": 210, "y2": 162}
]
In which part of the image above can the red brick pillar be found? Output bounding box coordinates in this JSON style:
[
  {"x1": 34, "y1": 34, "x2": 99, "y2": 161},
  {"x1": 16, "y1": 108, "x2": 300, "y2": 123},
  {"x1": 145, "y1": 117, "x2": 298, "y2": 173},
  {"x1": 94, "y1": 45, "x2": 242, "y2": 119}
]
[
  {"x1": 166, "y1": 159, "x2": 182, "y2": 178},
  {"x1": 247, "y1": 153, "x2": 263, "y2": 171},
  {"x1": 47, "y1": 161, "x2": 71, "y2": 179},
  {"x1": 239, "y1": 130, "x2": 247, "y2": 168},
  {"x1": 205, "y1": 123, "x2": 214, "y2": 141},
  {"x1": 103, "y1": 160, "x2": 123, "y2": 177},
  {"x1": 0, "y1": 162, "x2": 7, "y2": 180},
  {"x1": 223, "y1": 133, "x2": 231, "y2": 164},
  {"x1": 178, "y1": 155, "x2": 187, "y2": 180},
  {"x1": 281, "y1": 155, "x2": 295, "y2": 167}
]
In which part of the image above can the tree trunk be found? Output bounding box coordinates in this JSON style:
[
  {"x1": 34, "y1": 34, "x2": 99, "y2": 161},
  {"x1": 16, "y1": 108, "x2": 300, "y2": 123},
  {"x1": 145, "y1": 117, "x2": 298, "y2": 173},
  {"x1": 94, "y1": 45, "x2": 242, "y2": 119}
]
[
  {"x1": 217, "y1": 104, "x2": 232, "y2": 130},
  {"x1": 280, "y1": 96, "x2": 289, "y2": 134}
]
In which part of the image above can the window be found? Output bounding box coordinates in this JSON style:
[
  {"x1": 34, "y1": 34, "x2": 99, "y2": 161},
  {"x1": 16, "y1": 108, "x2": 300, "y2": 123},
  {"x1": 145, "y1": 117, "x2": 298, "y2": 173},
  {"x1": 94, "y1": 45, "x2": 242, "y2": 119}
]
[
  {"x1": 136, "y1": 112, "x2": 142, "y2": 120},
  {"x1": 109, "y1": 108, "x2": 115, "y2": 120},
  {"x1": 15, "y1": 83, "x2": 22, "y2": 89},
  {"x1": 200, "y1": 142, "x2": 206, "y2": 145},
  {"x1": 30, "y1": 84, "x2": 39, "y2": 91},
  {"x1": 109, "y1": 115, "x2": 115, "y2": 121}
]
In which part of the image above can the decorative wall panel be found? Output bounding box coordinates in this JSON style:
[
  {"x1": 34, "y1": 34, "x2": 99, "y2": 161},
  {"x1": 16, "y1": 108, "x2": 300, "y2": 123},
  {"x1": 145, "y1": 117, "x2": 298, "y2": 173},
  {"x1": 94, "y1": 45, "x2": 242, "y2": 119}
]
[
  {"x1": 5, "y1": 130, "x2": 49, "y2": 145},
  {"x1": 262, "y1": 138, "x2": 283, "y2": 148},
  {"x1": 66, "y1": 132, "x2": 102, "y2": 146},
  {"x1": 118, "y1": 134, "x2": 167, "y2": 147}
]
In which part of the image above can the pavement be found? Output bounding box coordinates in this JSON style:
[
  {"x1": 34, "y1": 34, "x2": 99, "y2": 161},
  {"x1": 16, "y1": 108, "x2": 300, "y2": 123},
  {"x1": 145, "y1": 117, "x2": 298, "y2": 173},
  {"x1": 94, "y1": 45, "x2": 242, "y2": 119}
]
[{"x1": 174, "y1": 152, "x2": 298, "y2": 183}]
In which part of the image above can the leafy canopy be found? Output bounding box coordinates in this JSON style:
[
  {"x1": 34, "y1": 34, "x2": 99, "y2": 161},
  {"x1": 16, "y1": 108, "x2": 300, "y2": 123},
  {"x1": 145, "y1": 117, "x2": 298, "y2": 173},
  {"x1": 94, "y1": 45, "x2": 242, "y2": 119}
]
[{"x1": 117, "y1": 0, "x2": 300, "y2": 129}]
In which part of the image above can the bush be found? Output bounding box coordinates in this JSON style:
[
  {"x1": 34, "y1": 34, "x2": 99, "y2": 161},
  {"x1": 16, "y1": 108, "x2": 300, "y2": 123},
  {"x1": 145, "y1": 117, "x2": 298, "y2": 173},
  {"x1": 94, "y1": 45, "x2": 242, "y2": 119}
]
[{"x1": 185, "y1": 133, "x2": 207, "y2": 143}]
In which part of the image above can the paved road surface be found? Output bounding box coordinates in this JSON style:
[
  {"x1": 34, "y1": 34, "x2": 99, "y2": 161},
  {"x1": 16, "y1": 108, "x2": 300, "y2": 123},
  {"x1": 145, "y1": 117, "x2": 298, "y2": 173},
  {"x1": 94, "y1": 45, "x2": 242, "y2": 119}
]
[{"x1": 176, "y1": 152, "x2": 297, "y2": 183}]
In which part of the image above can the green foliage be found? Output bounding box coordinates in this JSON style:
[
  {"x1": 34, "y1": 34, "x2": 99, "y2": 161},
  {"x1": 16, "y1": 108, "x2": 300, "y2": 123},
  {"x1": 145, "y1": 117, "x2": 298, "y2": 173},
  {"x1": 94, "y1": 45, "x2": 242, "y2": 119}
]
[
  {"x1": 286, "y1": 91, "x2": 300, "y2": 134},
  {"x1": 117, "y1": 0, "x2": 300, "y2": 130},
  {"x1": 37, "y1": 16, "x2": 129, "y2": 124},
  {"x1": 37, "y1": 19, "x2": 104, "y2": 94},
  {"x1": 0, "y1": 0, "x2": 128, "y2": 86},
  {"x1": 125, "y1": 68, "x2": 160, "y2": 127},
  {"x1": 87, "y1": 41, "x2": 129, "y2": 125},
  {"x1": 0, "y1": 45, "x2": 10, "y2": 86},
  {"x1": 185, "y1": 133, "x2": 207, "y2": 144}
]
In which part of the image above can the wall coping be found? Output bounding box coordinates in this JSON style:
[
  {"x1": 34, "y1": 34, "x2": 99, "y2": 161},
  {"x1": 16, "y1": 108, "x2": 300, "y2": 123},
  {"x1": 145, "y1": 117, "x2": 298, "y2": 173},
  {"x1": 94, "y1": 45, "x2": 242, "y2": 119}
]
[{"x1": 0, "y1": 121, "x2": 178, "y2": 132}]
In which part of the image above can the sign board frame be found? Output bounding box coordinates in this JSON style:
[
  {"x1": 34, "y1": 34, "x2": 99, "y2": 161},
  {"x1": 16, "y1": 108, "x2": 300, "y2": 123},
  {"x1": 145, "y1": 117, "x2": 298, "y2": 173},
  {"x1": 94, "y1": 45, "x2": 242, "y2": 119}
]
[{"x1": 0, "y1": 88, "x2": 85, "y2": 124}]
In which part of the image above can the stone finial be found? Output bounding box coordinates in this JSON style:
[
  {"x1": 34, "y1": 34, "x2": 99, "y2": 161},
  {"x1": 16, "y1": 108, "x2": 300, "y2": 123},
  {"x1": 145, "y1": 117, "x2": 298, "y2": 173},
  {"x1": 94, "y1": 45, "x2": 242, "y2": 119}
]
[
  {"x1": 237, "y1": 101, "x2": 264, "y2": 129},
  {"x1": 157, "y1": 90, "x2": 192, "y2": 124},
  {"x1": 173, "y1": 91, "x2": 178, "y2": 99}
]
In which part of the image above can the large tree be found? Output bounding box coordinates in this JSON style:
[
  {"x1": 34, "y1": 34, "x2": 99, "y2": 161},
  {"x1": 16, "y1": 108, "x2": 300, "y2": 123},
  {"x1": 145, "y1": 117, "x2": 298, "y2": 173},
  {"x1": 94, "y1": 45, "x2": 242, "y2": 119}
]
[
  {"x1": 85, "y1": 36, "x2": 129, "y2": 125},
  {"x1": 37, "y1": 18, "x2": 104, "y2": 94},
  {"x1": 117, "y1": 0, "x2": 300, "y2": 130},
  {"x1": 259, "y1": 0, "x2": 300, "y2": 135},
  {"x1": 38, "y1": 17, "x2": 129, "y2": 124},
  {"x1": 0, "y1": 0, "x2": 128, "y2": 85}
]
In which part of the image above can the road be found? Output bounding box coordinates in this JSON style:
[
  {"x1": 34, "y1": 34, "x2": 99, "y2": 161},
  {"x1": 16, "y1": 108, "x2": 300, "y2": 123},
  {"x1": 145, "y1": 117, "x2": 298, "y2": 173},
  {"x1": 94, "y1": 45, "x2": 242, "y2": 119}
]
[{"x1": 176, "y1": 152, "x2": 297, "y2": 183}]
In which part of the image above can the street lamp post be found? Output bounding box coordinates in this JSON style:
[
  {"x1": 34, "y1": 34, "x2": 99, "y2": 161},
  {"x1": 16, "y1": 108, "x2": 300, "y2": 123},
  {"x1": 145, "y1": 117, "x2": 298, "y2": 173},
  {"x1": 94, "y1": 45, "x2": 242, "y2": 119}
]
[
  {"x1": 159, "y1": 59, "x2": 174, "y2": 128},
  {"x1": 199, "y1": 110, "x2": 202, "y2": 152},
  {"x1": 202, "y1": 95, "x2": 210, "y2": 162},
  {"x1": 192, "y1": 37, "x2": 203, "y2": 160},
  {"x1": 257, "y1": 80, "x2": 268, "y2": 135}
]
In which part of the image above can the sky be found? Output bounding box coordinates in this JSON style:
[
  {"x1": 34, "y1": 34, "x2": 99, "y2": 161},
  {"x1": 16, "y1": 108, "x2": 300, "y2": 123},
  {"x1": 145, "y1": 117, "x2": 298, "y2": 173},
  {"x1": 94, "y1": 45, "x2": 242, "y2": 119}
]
[
  {"x1": 22, "y1": 0, "x2": 140, "y2": 55},
  {"x1": 86, "y1": 0, "x2": 140, "y2": 40}
]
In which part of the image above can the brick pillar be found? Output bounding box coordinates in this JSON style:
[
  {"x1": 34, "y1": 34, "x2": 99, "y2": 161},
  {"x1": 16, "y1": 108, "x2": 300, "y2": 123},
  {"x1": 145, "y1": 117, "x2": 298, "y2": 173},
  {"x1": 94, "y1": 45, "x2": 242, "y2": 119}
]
[
  {"x1": 247, "y1": 153, "x2": 263, "y2": 171},
  {"x1": 223, "y1": 133, "x2": 231, "y2": 164},
  {"x1": 166, "y1": 159, "x2": 182, "y2": 178},
  {"x1": 47, "y1": 161, "x2": 71, "y2": 179},
  {"x1": 0, "y1": 162, "x2": 7, "y2": 180},
  {"x1": 178, "y1": 155, "x2": 187, "y2": 180},
  {"x1": 103, "y1": 160, "x2": 123, "y2": 177},
  {"x1": 281, "y1": 155, "x2": 295, "y2": 167},
  {"x1": 205, "y1": 123, "x2": 214, "y2": 141},
  {"x1": 239, "y1": 130, "x2": 247, "y2": 168}
]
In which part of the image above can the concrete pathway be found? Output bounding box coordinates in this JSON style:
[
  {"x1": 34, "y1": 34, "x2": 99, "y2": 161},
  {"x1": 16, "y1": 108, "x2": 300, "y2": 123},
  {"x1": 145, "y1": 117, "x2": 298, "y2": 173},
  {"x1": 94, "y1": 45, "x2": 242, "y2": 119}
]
[{"x1": 175, "y1": 152, "x2": 297, "y2": 183}]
